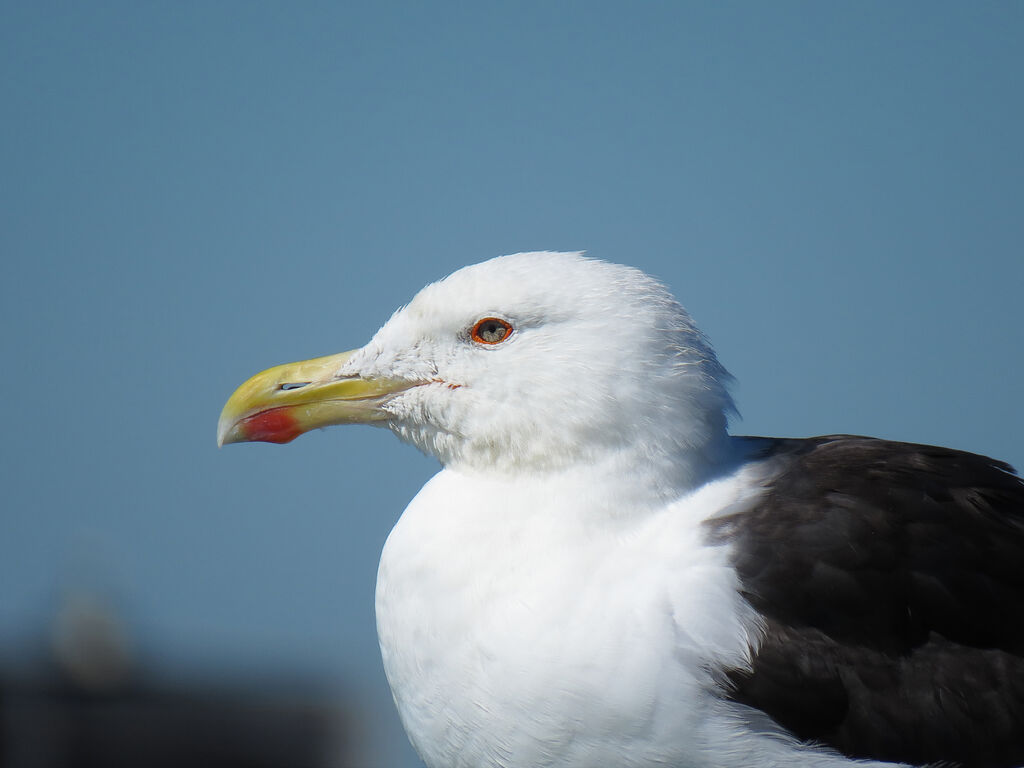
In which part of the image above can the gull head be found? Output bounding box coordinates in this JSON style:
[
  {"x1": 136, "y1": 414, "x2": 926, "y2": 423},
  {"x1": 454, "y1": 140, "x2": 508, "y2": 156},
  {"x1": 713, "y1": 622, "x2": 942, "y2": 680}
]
[{"x1": 219, "y1": 252, "x2": 734, "y2": 475}]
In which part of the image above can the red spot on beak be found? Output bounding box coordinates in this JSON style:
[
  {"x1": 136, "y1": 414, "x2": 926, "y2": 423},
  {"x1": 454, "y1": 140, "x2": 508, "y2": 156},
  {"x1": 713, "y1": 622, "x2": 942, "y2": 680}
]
[{"x1": 237, "y1": 408, "x2": 303, "y2": 444}]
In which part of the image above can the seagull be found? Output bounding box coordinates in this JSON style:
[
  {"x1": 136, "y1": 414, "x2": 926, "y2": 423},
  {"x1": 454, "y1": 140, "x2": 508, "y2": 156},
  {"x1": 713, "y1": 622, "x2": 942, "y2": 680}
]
[{"x1": 218, "y1": 252, "x2": 1024, "y2": 768}]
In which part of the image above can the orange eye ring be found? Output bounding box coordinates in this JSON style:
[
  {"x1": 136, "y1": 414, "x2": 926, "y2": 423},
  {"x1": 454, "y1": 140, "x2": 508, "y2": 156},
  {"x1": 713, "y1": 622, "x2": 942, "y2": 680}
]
[{"x1": 471, "y1": 317, "x2": 513, "y2": 345}]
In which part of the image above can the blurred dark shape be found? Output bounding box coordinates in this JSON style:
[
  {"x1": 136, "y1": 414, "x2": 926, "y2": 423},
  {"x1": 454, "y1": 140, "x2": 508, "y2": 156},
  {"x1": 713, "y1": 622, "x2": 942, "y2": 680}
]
[
  {"x1": 50, "y1": 591, "x2": 134, "y2": 694},
  {"x1": 0, "y1": 589, "x2": 360, "y2": 768}
]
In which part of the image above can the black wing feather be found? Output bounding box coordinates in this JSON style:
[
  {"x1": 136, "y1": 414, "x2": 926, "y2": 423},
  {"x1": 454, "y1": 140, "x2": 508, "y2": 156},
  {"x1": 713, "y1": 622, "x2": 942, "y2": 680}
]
[{"x1": 710, "y1": 435, "x2": 1024, "y2": 768}]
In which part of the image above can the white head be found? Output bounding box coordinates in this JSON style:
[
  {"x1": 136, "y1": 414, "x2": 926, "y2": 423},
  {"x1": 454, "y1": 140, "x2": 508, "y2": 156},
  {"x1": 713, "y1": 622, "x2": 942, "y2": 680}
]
[{"x1": 219, "y1": 252, "x2": 735, "y2": 484}]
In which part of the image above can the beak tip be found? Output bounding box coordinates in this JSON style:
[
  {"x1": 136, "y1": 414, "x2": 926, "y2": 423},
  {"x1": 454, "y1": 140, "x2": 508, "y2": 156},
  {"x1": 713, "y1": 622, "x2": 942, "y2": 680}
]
[{"x1": 216, "y1": 414, "x2": 240, "y2": 448}]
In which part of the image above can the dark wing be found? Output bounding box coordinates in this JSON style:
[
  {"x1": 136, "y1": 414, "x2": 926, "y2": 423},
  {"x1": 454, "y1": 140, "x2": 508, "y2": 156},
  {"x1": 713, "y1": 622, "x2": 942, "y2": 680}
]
[{"x1": 708, "y1": 435, "x2": 1024, "y2": 768}]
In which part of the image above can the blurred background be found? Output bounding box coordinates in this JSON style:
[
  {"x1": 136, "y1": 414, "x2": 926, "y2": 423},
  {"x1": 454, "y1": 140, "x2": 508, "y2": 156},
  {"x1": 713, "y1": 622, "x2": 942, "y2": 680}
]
[{"x1": 2, "y1": 2, "x2": 1022, "y2": 766}]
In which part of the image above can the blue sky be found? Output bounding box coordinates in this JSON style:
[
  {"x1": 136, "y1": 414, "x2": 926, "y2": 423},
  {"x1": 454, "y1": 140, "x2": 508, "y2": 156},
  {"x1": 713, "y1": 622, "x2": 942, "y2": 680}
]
[{"x1": 2, "y1": 2, "x2": 1022, "y2": 765}]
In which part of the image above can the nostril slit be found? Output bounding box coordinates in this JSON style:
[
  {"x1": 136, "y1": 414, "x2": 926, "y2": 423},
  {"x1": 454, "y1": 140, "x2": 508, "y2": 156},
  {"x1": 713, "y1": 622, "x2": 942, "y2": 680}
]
[{"x1": 279, "y1": 382, "x2": 310, "y2": 391}]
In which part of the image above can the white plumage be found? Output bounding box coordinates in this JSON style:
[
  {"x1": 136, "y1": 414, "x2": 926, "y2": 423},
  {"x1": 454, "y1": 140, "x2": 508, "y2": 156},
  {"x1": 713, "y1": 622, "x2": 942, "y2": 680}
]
[{"x1": 220, "y1": 251, "x2": 1024, "y2": 768}]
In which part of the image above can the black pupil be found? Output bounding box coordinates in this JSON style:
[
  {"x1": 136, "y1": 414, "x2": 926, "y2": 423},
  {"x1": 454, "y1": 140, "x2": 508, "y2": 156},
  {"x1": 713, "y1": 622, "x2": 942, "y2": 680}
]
[{"x1": 479, "y1": 321, "x2": 506, "y2": 342}]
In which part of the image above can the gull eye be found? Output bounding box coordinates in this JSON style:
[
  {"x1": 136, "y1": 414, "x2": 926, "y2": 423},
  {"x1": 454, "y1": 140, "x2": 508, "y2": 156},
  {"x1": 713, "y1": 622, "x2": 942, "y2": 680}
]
[{"x1": 471, "y1": 317, "x2": 513, "y2": 345}]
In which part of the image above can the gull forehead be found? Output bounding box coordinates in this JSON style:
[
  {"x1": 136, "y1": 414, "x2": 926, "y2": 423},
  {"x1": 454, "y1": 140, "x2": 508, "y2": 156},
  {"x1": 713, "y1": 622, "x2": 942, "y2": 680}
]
[{"x1": 395, "y1": 251, "x2": 680, "y2": 331}]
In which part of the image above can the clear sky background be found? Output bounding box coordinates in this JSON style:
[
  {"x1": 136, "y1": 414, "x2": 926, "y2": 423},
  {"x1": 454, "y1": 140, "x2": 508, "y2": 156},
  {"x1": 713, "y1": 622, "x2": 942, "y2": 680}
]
[{"x1": 2, "y1": 2, "x2": 1022, "y2": 766}]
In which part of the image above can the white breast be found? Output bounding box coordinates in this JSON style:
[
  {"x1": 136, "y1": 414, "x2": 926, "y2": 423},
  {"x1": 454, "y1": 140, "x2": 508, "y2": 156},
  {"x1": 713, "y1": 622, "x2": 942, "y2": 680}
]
[{"x1": 376, "y1": 463, "x2": 731, "y2": 766}]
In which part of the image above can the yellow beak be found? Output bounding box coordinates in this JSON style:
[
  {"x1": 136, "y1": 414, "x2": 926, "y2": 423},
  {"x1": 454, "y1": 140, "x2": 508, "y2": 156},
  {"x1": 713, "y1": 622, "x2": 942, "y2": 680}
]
[{"x1": 217, "y1": 350, "x2": 412, "y2": 446}]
